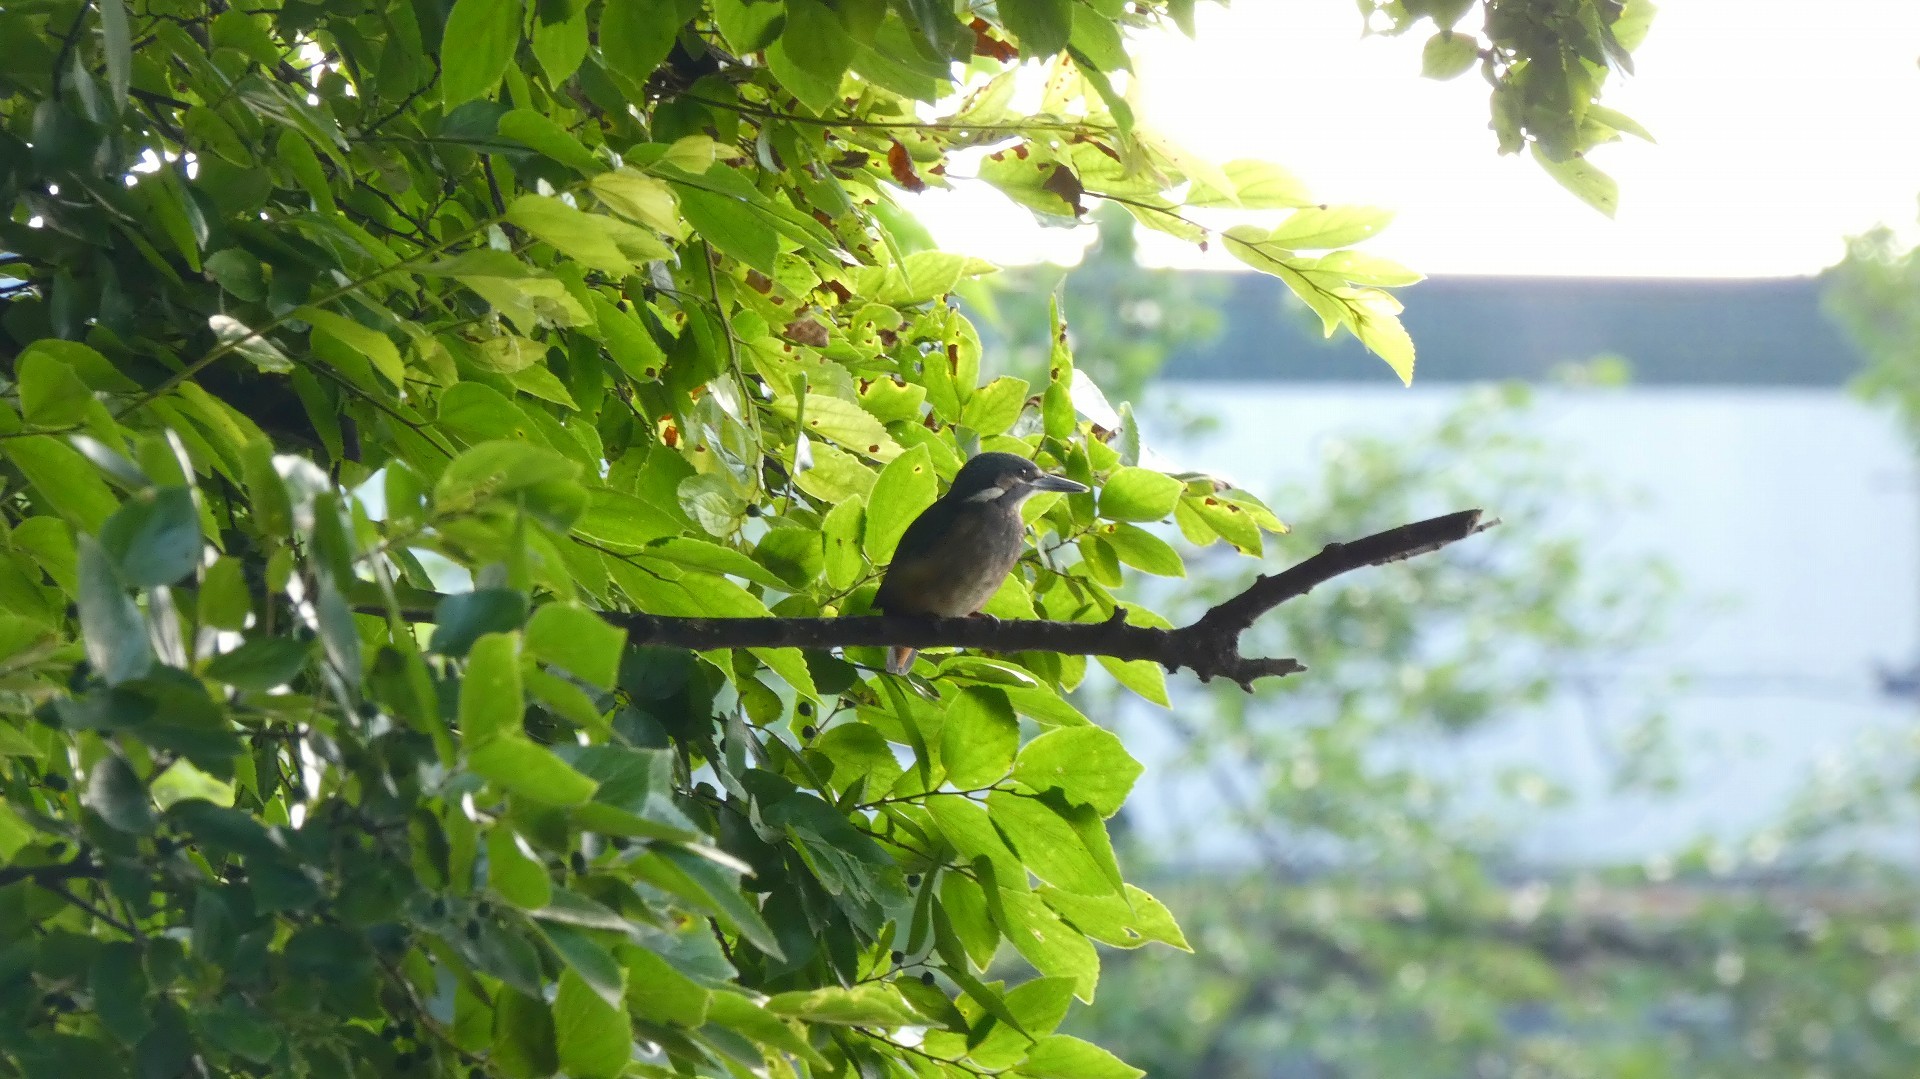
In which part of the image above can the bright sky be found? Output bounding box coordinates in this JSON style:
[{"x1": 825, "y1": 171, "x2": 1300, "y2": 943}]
[{"x1": 909, "y1": 0, "x2": 1920, "y2": 277}]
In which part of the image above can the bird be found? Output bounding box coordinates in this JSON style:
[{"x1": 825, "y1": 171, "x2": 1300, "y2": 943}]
[{"x1": 873, "y1": 451, "x2": 1088, "y2": 674}]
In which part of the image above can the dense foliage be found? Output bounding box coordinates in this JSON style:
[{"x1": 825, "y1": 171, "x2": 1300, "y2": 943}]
[{"x1": 0, "y1": 0, "x2": 1649, "y2": 1075}]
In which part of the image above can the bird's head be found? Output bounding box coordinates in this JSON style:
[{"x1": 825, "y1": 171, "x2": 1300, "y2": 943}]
[{"x1": 947, "y1": 452, "x2": 1088, "y2": 508}]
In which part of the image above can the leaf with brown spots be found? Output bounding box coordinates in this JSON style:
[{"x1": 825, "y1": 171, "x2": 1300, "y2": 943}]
[
  {"x1": 969, "y1": 18, "x2": 1019, "y2": 62},
  {"x1": 887, "y1": 141, "x2": 927, "y2": 192},
  {"x1": 783, "y1": 318, "x2": 831, "y2": 348},
  {"x1": 1041, "y1": 165, "x2": 1087, "y2": 216}
]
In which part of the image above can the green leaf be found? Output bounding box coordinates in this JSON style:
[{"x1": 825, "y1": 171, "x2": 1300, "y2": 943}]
[
  {"x1": 554, "y1": 968, "x2": 629, "y2": 1079},
  {"x1": 1533, "y1": 143, "x2": 1621, "y2": 218},
  {"x1": 1264, "y1": 205, "x2": 1393, "y2": 250},
  {"x1": 961, "y1": 375, "x2": 1030, "y2": 437},
  {"x1": 1314, "y1": 249, "x2": 1425, "y2": 287},
  {"x1": 431, "y1": 588, "x2": 530, "y2": 657},
  {"x1": 459, "y1": 631, "x2": 524, "y2": 743},
  {"x1": 573, "y1": 488, "x2": 680, "y2": 548},
  {"x1": 441, "y1": 0, "x2": 524, "y2": 107},
  {"x1": 1012, "y1": 727, "x2": 1142, "y2": 818},
  {"x1": 506, "y1": 195, "x2": 636, "y2": 275},
  {"x1": 499, "y1": 109, "x2": 601, "y2": 173},
  {"x1": 598, "y1": 0, "x2": 684, "y2": 90},
  {"x1": 637, "y1": 847, "x2": 785, "y2": 959},
  {"x1": 999, "y1": 0, "x2": 1072, "y2": 56},
  {"x1": 621, "y1": 944, "x2": 712, "y2": 1026},
  {"x1": 987, "y1": 789, "x2": 1121, "y2": 897},
  {"x1": 766, "y1": 984, "x2": 926, "y2": 1026},
  {"x1": 590, "y1": 170, "x2": 684, "y2": 236},
  {"x1": 543, "y1": 922, "x2": 626, "y2": 1006},
  {"x1": 1097, "y1": 467, "x2": 1181, "y2": 522},
  {"x1": 532, "y1": 1, "x2": 590, "y2": 83},
  {"x1": 940, "y1": 687, "x2": 1019, "y2": 788},
  {"x1": 487, "y1": 825, "x2": 553, "y2": 908},
  {"x1": 86, "y1": 754, "x2": 155, "y2": 834},
  {"x1": 1098, "y1": 522, "x2": 1183, "y2": 577},
  {"x1": 91, "y1": 943, "x2": 151, "y2": 1045},
  {"x1": 1021, "y1": 1035, "x2": 1145, "y2": 1079},
  {"x1": 300, "y1": 307, "x2": 405, "y2": 389},
  {"x1": 196, "y1": 1002, "x2": 282, "y2": 1064},
  {"x1": 100, "y1": 0, "x2": 131, "y2": 111},
  {"x1": 434, "y1": 440, "x2": 584, "y2": 526},
  {"x1": 771, "y1": 394, "x2": 902, "y2": 461},
  {"x1": 209, "y1": 314, "x2": 292, "y2": 373},
  {"x1": 98, "y1": 486, "x2": 202, "y2": 587},
  {"x1": 203, "y1": 638, "x2": 311, "y2": 692},
  {"x1": 472, "y1": 737, "x2": 599, "y2": 805},
  {"x1": 821, "y1": 495, "x2": 865, "y2": 592},
  {"x1": 766, "y1": 0, "x2": 857, "y2": 112},
  {"x1": 714, "y1": 0, "x2": 787, "y2": 53},
  {"x1": 1096, "y1": 654, "x2": 1168, "y2": 706},
  {"x1": 493, "y1": 990, "x2": 559, "y2": 1079},
  {"x1": 1421, "y1": 30, "x2": 1480, "y2": 79},
  {"x1": 994, "y1": 887, "x2": 1099, "y2": 1001},
  {"x1": 18, "y1": 348, "x2": 94, "y2": 426},
  {"x1": 925, "y1": 793, "x2": 1026, "y2": 888},
  {"x1": 1039, "y1": 883, "x2": 1190, "y2": 951},
  {"x1": 8, "y1": 436, "x2": 119, "y2": 532},
  {"x1": 864, "y1": 443, "x2": 935, "y2": 563},
  {"x1": 1351, "y1": 295, "x2": 1417, "y2": 385},
  {"x1": 642, "y1": 536, "x2": 790, "y2": 588},
  {"x1": 676, "y1": 187, "x2": 779, "y2": 274},
  {"x1": 703, "y1": 993, "x2": 825, "y2": 1067},
  {"x1": 1186, "y1": 493, "x2": 1263, "y2": 555},
  {"x1": 197, "y1": 556, "x2": 251, "y2": 631},
  {"x1": 525, "y1": 603, "x2": 625, "y2": 688},
  {"x1": 76, "y1": 535, "x2": 153, "y2": 685},
  {"x1": 149, "y1": 759, "x2": 235, "y2": 810}
]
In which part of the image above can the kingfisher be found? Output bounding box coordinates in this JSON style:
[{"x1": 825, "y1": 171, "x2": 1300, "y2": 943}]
[{"x1": 874, "y1": 451, "x2": 1088, "y2": 674}]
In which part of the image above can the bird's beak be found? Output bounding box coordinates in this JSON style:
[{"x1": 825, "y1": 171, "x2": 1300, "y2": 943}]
[{"x1": 1028, "y1": 474, "x2": 1089, "y2": 494}]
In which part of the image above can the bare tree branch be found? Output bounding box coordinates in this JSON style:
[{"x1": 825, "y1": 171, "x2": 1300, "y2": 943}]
[{"x1": 376, "y1": 510, "x2": 1491, "y2": 689}]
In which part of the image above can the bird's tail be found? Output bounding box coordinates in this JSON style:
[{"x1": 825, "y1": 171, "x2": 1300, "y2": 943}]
[{"x1": 886, "y1": 647, "x2": 916, "y2": 675}]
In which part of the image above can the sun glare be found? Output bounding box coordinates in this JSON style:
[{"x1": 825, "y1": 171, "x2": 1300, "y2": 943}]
[{"x1": 908, "y1": 0, "x2": 1920, "y2": 278}]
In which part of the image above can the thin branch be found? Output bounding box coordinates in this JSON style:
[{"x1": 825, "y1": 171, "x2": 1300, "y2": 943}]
[
  {"x1": 47, "y1": 882, "x2": 137, "y2": 936},
  {"x1": 0, "y1": 859, "x2": 106, "y2": 889},
  {"x1": 371, "y1": 510, "x2": 1491, "y2": 690}
]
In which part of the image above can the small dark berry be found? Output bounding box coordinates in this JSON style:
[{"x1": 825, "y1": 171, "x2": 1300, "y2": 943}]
[
  {"x1": 801, "y1": 725, "x2": 816, "y2": 739},
  {"x1": 476, "y1": 901, "x2": 493, "y2": 917},
  {"x1": 797, "y1": 702, "x2": 813, "y2": 717},
  {"x1": 905, "y1": 874, "x2": 920, "y2": 887},
  {"x1": 890, "y1": 950, "x2": 904, "y2": 964},
  {"x1": 42, "y1": 774, "x2": 68, "y2": 792},
  {"x1": 920, "y1": 972, "x2": 935, "y2": 986},
  {"x1": 569, "y1": 852, "x2": 586, "y2": 874},
  {"x1": 45, "y1": 841, "x2": 66, "y2": 859},
  {"x1": 464, "y1": 920, "x2": 480, "y2": 940}
]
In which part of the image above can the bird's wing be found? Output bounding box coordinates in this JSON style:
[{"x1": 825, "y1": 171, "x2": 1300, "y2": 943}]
[
  {"x1": 876, "y1": 500, "x2": 1022, "y2": 617},
  {"x1": 875, "y1": 501, "x2": 960, "y2": 614}
]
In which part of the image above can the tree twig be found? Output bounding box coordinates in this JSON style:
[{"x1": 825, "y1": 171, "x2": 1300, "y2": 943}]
[{"x1": 0, "y1": 859, "x2": 106, "y2": 889}]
